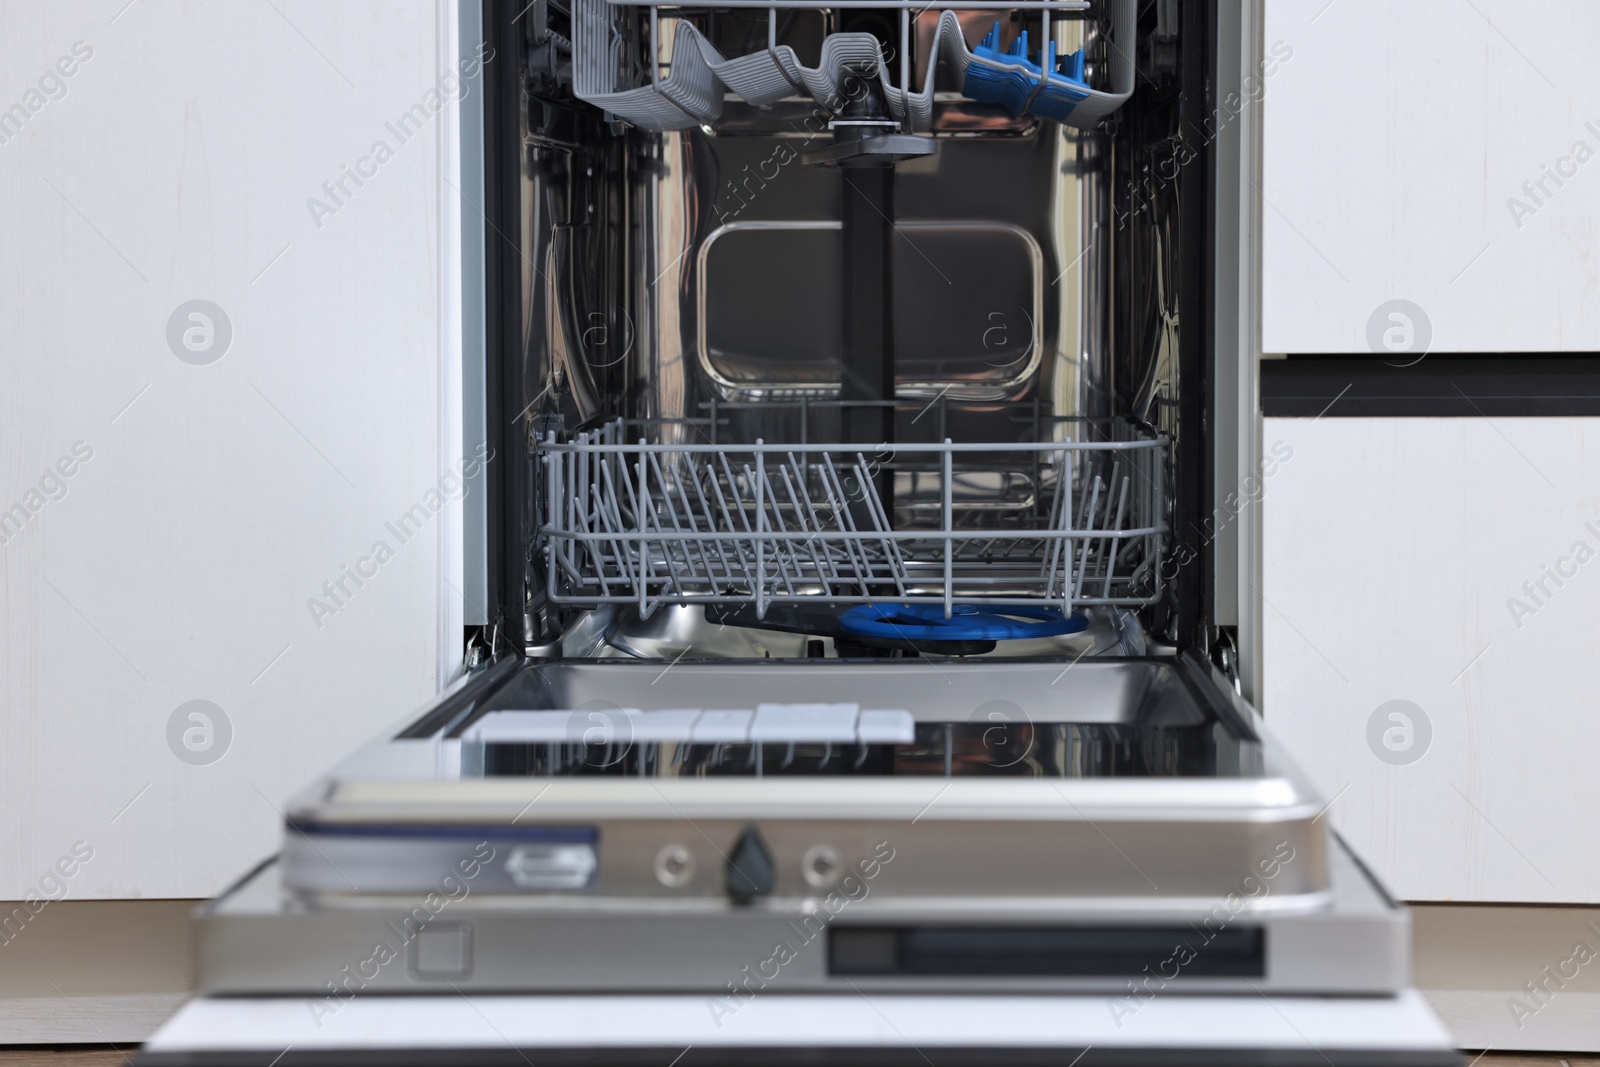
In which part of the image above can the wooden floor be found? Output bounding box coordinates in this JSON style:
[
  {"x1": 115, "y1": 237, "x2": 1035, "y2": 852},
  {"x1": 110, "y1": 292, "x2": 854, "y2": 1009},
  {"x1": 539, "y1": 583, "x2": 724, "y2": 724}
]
[
  {"x1": 0, "y1": 1051, "x2": 1597, "y2": 1066},
  {"x1": 0, "y1": 1053, "x2": 139, "y2": 1067}
]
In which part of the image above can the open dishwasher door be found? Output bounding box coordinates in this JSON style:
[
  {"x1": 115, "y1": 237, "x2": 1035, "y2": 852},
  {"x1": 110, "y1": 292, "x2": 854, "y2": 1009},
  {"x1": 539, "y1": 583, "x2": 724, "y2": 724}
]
[
  {"x1": 139, "y1": 0, "x2": 1457, "y2": 1061},
  {"x1": 136, "y1": 653, "x2": 1458, "y2": 1066}
]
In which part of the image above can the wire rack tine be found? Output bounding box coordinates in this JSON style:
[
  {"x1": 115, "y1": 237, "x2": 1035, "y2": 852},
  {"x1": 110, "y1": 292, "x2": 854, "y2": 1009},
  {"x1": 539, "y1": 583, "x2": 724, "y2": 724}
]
[
  {"x1": 1072, "y1": 474, "x2": 1103, "y2": 605},
  {"x1": 594, "y1": 458, "x2": 637, "y2": 592},
  {"x1": 708, "y1": 454, "x2": 757, "y2": 589},
  {"x1": 855, "y1": 452, "x2": 910, "y2": 592},
  {"x1": 788, "y1": 452, "x2": 847, "y2": 585},
  {"x1": 652, "y1": 449, "x2": 698, "y2": 579},
  {"x1": 1101, "y1": 471, "x2": 1132, "y2": 599},
  {"x1": 748, "y1": 460, "x2": 799, "y2": 599},
  {"x1": 680, "y1": 452, "x2": 735, "y2": 586},
  {"x1": 645, "y1": 449, "x2": 697, "y2": 591},
  {"x1": 778, "y1": 460, "x2": 832, "y2": 597},
  {"x1": 633, "y1": 441, "x2": 679, "y2": 608},
  {"x1": 754, "y1": 444, "x2": 767, "y2": 617},
  {"x1": 817, "y1": 453, "x2": 878, "y2": 600},
  {"x1": 942, "y1": 438, "x2": 953, "y2": 619},
  {"x1": 1041, "y1": 444, "x2": 1072, "y2": 600}
]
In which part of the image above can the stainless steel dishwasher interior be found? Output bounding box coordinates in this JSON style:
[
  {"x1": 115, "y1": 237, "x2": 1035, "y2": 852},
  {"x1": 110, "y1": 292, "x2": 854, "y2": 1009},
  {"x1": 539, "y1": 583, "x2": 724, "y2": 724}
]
[{"x1": 518, "y1": 2, "x2": 1167, "y2": 642}]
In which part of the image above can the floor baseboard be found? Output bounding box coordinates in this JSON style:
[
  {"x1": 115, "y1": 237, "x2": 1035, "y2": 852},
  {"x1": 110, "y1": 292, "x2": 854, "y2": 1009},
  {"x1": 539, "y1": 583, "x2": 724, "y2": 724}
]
[
  {"x1": 0, "y1": 993, "x2": 190, "y2": 1044},
  {"x1": 1422, "y1": 989, "x2": 1600, "y2": 1054}
]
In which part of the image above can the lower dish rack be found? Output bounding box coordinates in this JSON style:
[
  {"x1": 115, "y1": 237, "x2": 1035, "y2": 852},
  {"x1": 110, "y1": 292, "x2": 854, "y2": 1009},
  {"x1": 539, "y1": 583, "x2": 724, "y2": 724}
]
[{"x1": 535, "y1": 419, "x2": 1167, "y2": 618}]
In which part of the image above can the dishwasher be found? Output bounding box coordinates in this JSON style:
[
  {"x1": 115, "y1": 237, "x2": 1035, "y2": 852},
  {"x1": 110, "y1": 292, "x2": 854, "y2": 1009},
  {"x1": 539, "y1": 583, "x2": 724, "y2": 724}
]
[{"x1": 141, "y1": 1, "x2": 1459, "y2": 1063}]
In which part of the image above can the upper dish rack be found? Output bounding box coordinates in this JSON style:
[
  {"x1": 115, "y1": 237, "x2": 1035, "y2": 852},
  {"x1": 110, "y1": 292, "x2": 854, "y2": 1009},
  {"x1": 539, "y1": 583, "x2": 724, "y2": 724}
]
[
  {"x1": 535, "y1": 419, "x2": 1167, "y2": 619},
  {"x1": 573, "y1": 0, "x2": 1135, "y2": 131}
]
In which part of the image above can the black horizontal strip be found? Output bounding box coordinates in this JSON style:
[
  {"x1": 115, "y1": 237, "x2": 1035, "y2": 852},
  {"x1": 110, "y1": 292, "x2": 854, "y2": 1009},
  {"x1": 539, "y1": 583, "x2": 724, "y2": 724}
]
[
  {"x1": 1262, "y1": 355, "x2": 1600, "y2": 417},
  {"x1": 830, "y1": 925, "x2": 1264, "y2": 978}
]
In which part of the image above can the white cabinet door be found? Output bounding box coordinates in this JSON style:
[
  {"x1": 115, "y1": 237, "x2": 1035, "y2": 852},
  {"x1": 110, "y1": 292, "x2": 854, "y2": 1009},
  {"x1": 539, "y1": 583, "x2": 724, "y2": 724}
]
[
  {"x1": 1263, "y1": 0, "x2": 1600, "y2": 354},
  {"x1": 0, "y1": 1, "x2": 469, "y2": 898},
  {"x1": 1262, "y1": 416, "x2": 1600, "y2": 903}
]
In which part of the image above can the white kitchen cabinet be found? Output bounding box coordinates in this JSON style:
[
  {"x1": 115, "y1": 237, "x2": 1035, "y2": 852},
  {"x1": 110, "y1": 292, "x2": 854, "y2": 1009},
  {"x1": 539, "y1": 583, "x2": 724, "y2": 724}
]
[
  {"x1": 1259, "y1": 0, "x2": 1600, "y2": 907},
  {"x1": 1261, "y1": 416, "x2": 1600, "y2": 902},
  {"x1": 0, "y1": 0, "x2": 468, "y2": 899},
  {"x1": 1263, "y1": 0, "x2": 1600, "y2": 354}
]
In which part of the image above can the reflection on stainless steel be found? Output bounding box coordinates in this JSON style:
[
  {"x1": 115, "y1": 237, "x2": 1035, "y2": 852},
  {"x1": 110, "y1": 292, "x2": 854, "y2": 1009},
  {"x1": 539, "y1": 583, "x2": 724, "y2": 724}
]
[
  {"x1": 696, "y1": 219, "x2": 1044, "y2": 399},
  {"x1": 593, "y1": 602, "x2": 1133, "y2": 660},
  {"x1": 199, "y1": 838, "x2": 1407, "y2": 997},
  {"x1": 478, "y1": 654, "x2": 1207, "y2": 726},
  {"x1": 545, "y1": 228, "x2": 603, "y2": 422},
  {"x1": 464, "y1": 721, "x2": 1253, "y2": 779},
  {"x1": 636, "y1": 130, "x2": 696, "y2": 444},
  {"x1": 545, "y1": 121, "x2": 1111, "y2": 453},
  {"x1": 602, "y1": 603, "x2": 817, "y2": 659}
]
